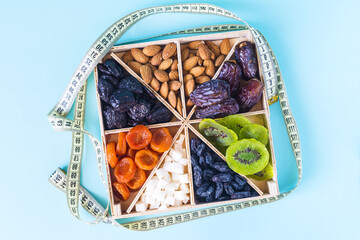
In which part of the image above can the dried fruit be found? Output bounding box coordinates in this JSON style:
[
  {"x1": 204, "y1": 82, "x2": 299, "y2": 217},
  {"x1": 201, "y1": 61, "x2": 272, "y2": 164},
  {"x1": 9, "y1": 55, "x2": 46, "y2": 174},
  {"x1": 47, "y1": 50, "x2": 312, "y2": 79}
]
[
  {"x1": 127, "y1": 99, "x2": 152, "y2": 121},
  {"x1": 248, "y1": 163, "x2": 274, "y2": 181},
  {"x1": 162, "y1": 42, "x2": 177, "y2": 59},
  {"x1": 190, "y1": 138, "x2": 206, "y2": 157},
  {"x1": 218, "y1": 115, "x2": 251, "y2": 137},
  {"x1": 140, "y1": 65, "x2": 153, "y2": 84},
  {"x1": 193, "y1": 165, "x2": 203, "y2": 187},
  {"x1": 205, "y1": 41, "x2": 220, "y2": 57},
  {"x1": 220, "y1": 38, "x2": 231, "y2": 55},
  {"x1": 110, "y1": 89, "x2": 136, "y2": 112},
  {"x1": 97, "y1": 63, "x2": 112, "y2": 77},
  {"x1": 235, "y1": 41, "x2": 259, "y2": 79},
  {"x1": 226, "y1": 139, "x2": 269, "y2": 175},
  {"x1": 183, "y1": 56, "x2": 199, "y2": 71},
  {"x1": 218, "y1": 61, "x2": 242, "y2": 95},
  {"x1": 199, "y1": 119, "x2": 238, "y2": 146},
  {"x1": 158, "y1": 59, "x2": 173, "y2": 70},
  {"x1": 238, "y1": 123, "x2": 269, "y2": 146},
  {"x1": 114, "y1": 157, "x2": 136, "y2": 183},
  {"x1": 104, "y1": 59, "x2": 124, "y2": 79},
  {"x1": 231, "y1": 191, "x2": 251, "y2": 199},
  {"x1": 146, "y1": 105, "x2": 173, "y2": 124},
  {"x1": 107, "y1": 142, "x2": 118, "y2": 168},
  {"x1": 125, "y1": 168, "x2": 146, "y2": 189},
  {"x1": 211, "y1": 161, "x2": 230, "y2": 173},
  {"x1": 143, "y1": 45, "x2": 161, "y2": 57},
  {"x1": 135, "y1": 149, "x2": 158, "y2": 170},
  {"x1": 235, "y1": 78, "x2": 264, "y2": 113},
  {"x1": 125, "y1": 147, "x2": 137, "y2": 159},
  {"x1": 98, "y1": 77, "x2": 115, "y2": 103},
  {"x1": 154, "y1": 69, "x2": 169, "y2": 82},
  {"x1": 131, "y1": 48, "x2": 149, "y2": 64},
  {"x1": 113, "y1": 182, "x2": 130, "y2": 201},
  {"x1": 195, "y1": 98, "x2": 239, "y2": 118},
  {"x1": 127, "y1": 61, "x2": 142, "y2": 75},
  {"x1": 196, "y1": 182, "x2": 214, "y2": 197},
  {"x1": 116, "y1": 132, "x2": 127, "y2": 157},
  {"x1": 212, "y1": 173, "x2": 233, "y2": 183},
  {"x1": 118, "y1": 76, "x2": 143, "y2": 94},
  {"x1": 150, "y1": 128, "x2": 173, "y2": 153},
  {"x1": 98, "y1": 71, "x2": 119, "y2": 87},
  {"x1": 189, "y1": 79, "x2": 230, "y2": 107},
  {"x1": 150, "y1": 52, "x2": 163, "y2": 66},
  {"x1": 203, "y1": 169, "x2": 216, "y2": 181},
  {"x1": 102, "y1": 105, "x2": 127, "y2": 130},
  {"x1": 224, "y1": 183, "x2": 235, "y2": 195},
  {"x1": 126, "y1": 125, "x2": 152, "y2": 150},
  {"x1": 198, "y1": 44, "x2": 211, "y2": 60}
]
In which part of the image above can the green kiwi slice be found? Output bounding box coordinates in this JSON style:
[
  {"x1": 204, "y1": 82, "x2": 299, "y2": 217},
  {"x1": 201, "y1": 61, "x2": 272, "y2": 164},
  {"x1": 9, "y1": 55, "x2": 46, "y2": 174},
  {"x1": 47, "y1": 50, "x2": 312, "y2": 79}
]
[
  {"x1": 199, "y1": 119, "x2": 238, "y2": 146},
  {"x1": 238, "y1": 123, "x2": 269, "y2": 146},
  {"x1": 226, "y1": 139, "x2": 269, "y2": 175},
  {"x1": 247, "y1": 162, "x2": 274, "y2": 181},
  {"x1": 218, "y1": 115, "x2": 251, "y2": 137}
]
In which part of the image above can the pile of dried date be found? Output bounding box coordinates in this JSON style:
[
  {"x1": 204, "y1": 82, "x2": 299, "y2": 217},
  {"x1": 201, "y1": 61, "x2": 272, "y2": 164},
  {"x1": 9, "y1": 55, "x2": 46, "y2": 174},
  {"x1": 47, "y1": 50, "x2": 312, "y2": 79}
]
[{"x1": 189, "y1": 41, "x2": 265, "y2": 118}]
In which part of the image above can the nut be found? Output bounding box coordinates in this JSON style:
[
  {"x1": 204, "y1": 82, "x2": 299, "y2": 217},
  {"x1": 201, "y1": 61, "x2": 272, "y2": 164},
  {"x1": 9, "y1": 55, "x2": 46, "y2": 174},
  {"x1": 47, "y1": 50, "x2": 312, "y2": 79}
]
[
  {"x1": 195, "y1": 75, "x2": 210, "y2": 84},
  {"x1": 169, "y1": 70, "x2": 179, "y2": 81},
  {"x1": 220, "y1": 38, "x2": 231, "y2": 55},
  {"x1": 158, "y1": 58, "x2": 173, "y2": 70},
  {"x1": 215, "y1": 55, "x2": 225, "y2": 67},
  {"x1": 127, "y1": 61, "x2": 142, "y2": 75},
  {"x1": 181, "y1": 47, "x2": 189, "y2": 62},
  {"x1": 185, "y1": 79, "x2": 195, "y2": 96},
  {"x1": 146, "y1": 62, "x2": 157, "y2": 72},
  {"x1": 188, "y1": 40, "x2": 204, "y2": 49},
  {"x1": 198, "y1": 57, "x2": 203, "y2": 66},
  {"x1": 171, "y1": 59, "x2": 178, "y2": 71},
  {"x1": 188, "y1": 52, "x2": 196, "y2": 58},
  {"x1": 205, "y1": 41, "x2": 220, "y2": 57},
  {"x1": 184, "y1": 74, "x2": 194, "y2": 83},
  {"x1": 176, "y1": 97, "x2": 182, "y2": 114},
  {"x1": 160, "y1": 82, "x2": 169, "y2": 99},
  {"x1": 203, "y1": 60, "x2": 215, "y2": 77},
  {"x1": 131, "y1": 48, "x2": 149, "y2": 64},
  {"x1": 150, "y1": 77, "x2": 160, "y2": 91},
  {"x1": 143, "y1": 45, "x2": 161, "y2": 57},
  {"x1": 162, "y1": 42, "x2": 177, "y2": 59},
  {"x1": 140, "y1": 65, "x2": 153, "y2": 84},
  {"x1": 168, "y1": 90, "x2": 177, "y2": 108},
  {"x1": 150, "y1": 52, "x2": 163, "y2": 66},
  {"x1": 186, "y1": 98, "x2": 194, "y2": 107},
  {"x1": 154, "y1": 69, "x2": 169, "y2": 82},
  {"x1": 210, "y1": 51, "x2": 216, "y2": 61},
  {"x1": 198, "y1": 44, "x2": 211, "y2": 60},
  {"x1": 169, "y1": 80, "x2": 181, "y2": 91},
  {"x1": 183, "y1": 56, "x2": 198, "y2": 71},
  {"x1": 122, "y1": 51, "x2": 134, "y2": 63},
  {"x1": 189, "y1": 66, "x2": 205, "y2": 77}
]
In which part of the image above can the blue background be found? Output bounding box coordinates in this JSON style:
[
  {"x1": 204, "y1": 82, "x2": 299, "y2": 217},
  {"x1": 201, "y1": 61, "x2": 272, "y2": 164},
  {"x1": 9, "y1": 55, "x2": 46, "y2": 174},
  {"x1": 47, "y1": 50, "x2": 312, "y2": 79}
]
[{"x1": 1, "y1": 0, "x2": 359, "y2": 239}]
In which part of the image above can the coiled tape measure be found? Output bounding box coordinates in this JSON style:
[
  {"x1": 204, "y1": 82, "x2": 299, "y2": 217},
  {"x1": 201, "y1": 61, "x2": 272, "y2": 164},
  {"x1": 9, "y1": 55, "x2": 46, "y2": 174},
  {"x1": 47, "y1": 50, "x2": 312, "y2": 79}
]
[{"x1": 48, "y1": 3, "x2": 301, "y2": 230}]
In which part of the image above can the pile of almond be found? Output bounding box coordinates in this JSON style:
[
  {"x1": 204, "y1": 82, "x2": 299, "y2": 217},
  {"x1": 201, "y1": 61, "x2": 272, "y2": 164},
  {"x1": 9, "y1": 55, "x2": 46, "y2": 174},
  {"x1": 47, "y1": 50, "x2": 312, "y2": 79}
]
[
  {"x1": 121, "y1": 42, "x2": 183, "y2": 115},
  {"x1": 181, "y1": 38, "x2": 231, "y2": 109}
]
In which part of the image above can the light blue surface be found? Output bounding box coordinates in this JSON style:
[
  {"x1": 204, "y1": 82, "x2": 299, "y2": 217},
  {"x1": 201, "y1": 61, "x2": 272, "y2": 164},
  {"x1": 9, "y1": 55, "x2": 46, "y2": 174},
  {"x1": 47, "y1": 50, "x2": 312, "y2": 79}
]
[{"x1": 1, "y1": 0, "x2": 359, "y2": 239}]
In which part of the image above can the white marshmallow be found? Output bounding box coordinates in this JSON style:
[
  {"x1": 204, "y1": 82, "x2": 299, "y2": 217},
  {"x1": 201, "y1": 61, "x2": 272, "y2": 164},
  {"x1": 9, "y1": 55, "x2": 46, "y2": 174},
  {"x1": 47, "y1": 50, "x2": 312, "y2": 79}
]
[
  {"x1": 172, "y1": 173, "x2": 180, "y2": 182},
  {"x1": 165, "y1": 183, "x2": 176, "y2": 193},
  {"x1": 175, "y1": 134, "x2": 185, "y2": 144},
  {"x1": 171, "y1": 162, "x2": 184, "y2": 174},
  {"x1": 180, "y1": 183, "x2": 190, "y2": 193},
  {"x1": 164, "y1": 196, "x2": 175, "y2": 206},
  {"x1": 145, "y1": 195, "x2": 155, "y2": 205},
  {"x1": 170, "y1": 149, "x2": 182, "y2": 162},
  {"x1": 179, "y1": 157, "x2": 188, "y2": 166},
  {"x1": 149, "y1": 201, "x2": 160, "y2": 210},
  {"x1": 156, "y1": 168, "x2": 169, "y2": 179},
  {"x1": 174, "y1": 190, "x2": 186, "y2": 201},
  {"x1": 164, "y1": 155, "x2": 173, "y2": 163},
  {"x1": 135, "y1": 202, "x2": 148, "y2": 212},
  {"x1": 157, "y1": 179, "x2": 168, "y2": 190},
  {"x1": 179, "y1": 174, "x2": 189, "y2": 183},
  {"x1": 163, "y1": 162, "x2": 173, "y2": 172}
]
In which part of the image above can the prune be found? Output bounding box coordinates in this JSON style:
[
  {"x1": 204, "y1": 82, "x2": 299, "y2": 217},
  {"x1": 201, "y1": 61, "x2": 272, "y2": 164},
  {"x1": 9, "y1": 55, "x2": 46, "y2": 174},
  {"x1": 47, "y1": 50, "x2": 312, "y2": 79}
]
[
  {"x1": 212, "y1": 173, "x2": 233, "y2": 183},
  {"x1": 195, "y1": 98, "x2": 239, "y2": 118},
  {"x1": 127, "y1": 118, "x2": 147, "y2": 127},
  {"x1": 127, "y1": 99, "x2": 152, "y2": 121},
  {"x1": 204, "y1": 152, "x2": 214, "y2": 166},
  {"x1": 143, "y1": 86, "x2": 156, "y2": 99},
  {"x1": 215, "y1": 182, "x2": 224, "y2": 199},
  {"x1": 101, "y1": 73, "x2": 119, "y2": 86},
  {"x1": 203, "y1": 169, "x2": 216, "y2": 181},
  {"x1": 193, "y1": 165, "x2": 203, "y2": 187},
  {"x1": 239, "y1": 123, "x2": 269, "y2": 146},
  {"x1": 189, "y1": 79, "x2": 230, "y2": 107},
  {"x1": 198, "y1": 156, "x2": 206, "y2": 168},
  {"x1": 97, "y1": 63, "x2": 112, "y2": 77},
  {"x1": 105, "y1": 59, "x2": 124, "y2": 79},
  {"x1": 234, "y1": 41, "x2": 258, "y2": 79},
  {"x1": 196, "y1": 182, "x2": 214, "y2": 198},
  {"x1": 233, "y1": 175, "x2": 247, "y2": 189},
  {"x1": 110, "y1": 89, "x2": 136, "y2": 112},
  {"x1": 224, "y1": 183, "x2": 235, "y2": 195},
  {"x1": 235, "y1": 78, "x2": 264, "y2": 113},
  {"x1": 146, "y1": 105, "x2": 173, "y2": 124},
  {"x1": 199, "y1": 119, "x2": 238, "y2": 146},
  {"x1": 118, "y1": 76, "x2": 143, "y2": 94},
  {"x1": 231, "y1": 191, "x2": 251, "y2": 199},
  {"x1": 98, "y1": 77, "x2": 115, "y2": 103},
  {"x1": 103, "y1": 105, "x2": 127, "y2": 130},
  {"x1": 211, "y1": 161, "x2": 231, "y2": 173},
  {"x1": 218, "y1": 61, "x2": 241, "y2": 95}
]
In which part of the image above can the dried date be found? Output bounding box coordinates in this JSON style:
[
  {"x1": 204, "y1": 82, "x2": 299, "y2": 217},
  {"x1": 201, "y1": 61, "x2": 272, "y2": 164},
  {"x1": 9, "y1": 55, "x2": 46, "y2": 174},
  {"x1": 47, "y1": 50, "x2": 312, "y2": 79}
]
[
  {"x1": 195, "y1": 98, "x2": 239, "y2": 118},
  {"x1": 189, "y1": 79, "x2": 230, "y2": 107},
  {"x1": 218, "y1": 61, "x2": 241, "y2": 95},
  {"x1": 234, "y1": 41, "x2": 258, "y2": 79},
  {"x1": 235, "y1": 78, "x2": 264, "y2": 113}
]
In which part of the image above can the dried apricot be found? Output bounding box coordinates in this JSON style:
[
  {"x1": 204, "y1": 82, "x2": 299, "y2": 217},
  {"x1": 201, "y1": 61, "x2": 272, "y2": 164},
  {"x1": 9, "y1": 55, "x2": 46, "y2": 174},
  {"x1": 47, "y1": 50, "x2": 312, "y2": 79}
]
[
  {"x1": 125, "y1": 168, "x2": 146, "y2": 189},
  {"x1": 116, "y1": 132, "x2": 127, "y2": 156},
  {"x1": 126, "y1": 125, "x2": 152, "y2": 150},
  {"x1": 125, "y1": 147, "x2": 137, "y2": 159},
  {"x1": 114, "y1": 157, "x2": 136, "y2": 183},
  {"x1": 134, "y1": 149, "x2": 158, "y2": 170},
  {"x1": 106, "y1": 142, "x2": 118, "y2": 168},
  {"x1": 113, "y1": 182, "x2": 130, "y2": 201},
  {"x1": 150, "y1": 128, "x2": 173, "y2": 153}
]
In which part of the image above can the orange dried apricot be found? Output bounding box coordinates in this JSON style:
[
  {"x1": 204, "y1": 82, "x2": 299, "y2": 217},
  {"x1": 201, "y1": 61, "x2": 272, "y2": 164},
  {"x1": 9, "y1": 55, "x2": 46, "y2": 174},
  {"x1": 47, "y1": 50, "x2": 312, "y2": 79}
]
[
  {"x1": 106, "y1": 142, "x2": 118, "y2": 168},
  {"x1": 116, "y1": 132, "x2": 127, "y2": 156},
  {"x1": 126, "y1": 125, "x2": 152, "y2": 150},
  {"x1": 125, "y1": 147, "x2": 137, "y2": 159},
  {"x1": 150, "y1": 128, "x2": 173, "y2": 153},
  {"x1": 134, "y1": 149, "x2": 158, "y2": 170},
  {"x1": 113, "y1": 182, "x2": 130, "y2": 201},
  {"x1": 114, "y1": 157, "x2": 136, "y2": 183},
  {"x1": 125, "y1": 168, "x2": 146, "y2": 189}
]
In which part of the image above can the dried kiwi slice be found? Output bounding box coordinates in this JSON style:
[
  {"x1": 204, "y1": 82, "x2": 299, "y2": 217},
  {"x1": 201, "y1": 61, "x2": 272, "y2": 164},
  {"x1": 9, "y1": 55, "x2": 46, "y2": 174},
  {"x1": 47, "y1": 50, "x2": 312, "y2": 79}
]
[
  {"x1": 199, "y1": 119, "x2": 238, "y2": 147},
  {"x1": 247, "y1": 162, "x2": 274, "y2": 181},
  {"x1": 226, "y1": 139, "x2": 269, "y2": 175},
  {"x1": 218, "y1": 115, "x2": 251, "y2": 137},
  {"x1": 238, "y1": 123, "x2": 269, "y2": 146}
]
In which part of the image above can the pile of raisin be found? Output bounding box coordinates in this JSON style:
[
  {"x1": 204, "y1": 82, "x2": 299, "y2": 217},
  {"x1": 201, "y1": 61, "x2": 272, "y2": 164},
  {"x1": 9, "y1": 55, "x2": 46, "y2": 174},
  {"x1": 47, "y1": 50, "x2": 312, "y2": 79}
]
[
  {"x1": 190, "y1": 138, "x2": 259, "y2": 203},
  {"x1": 97, "y1": 59, "x2": 173, "y2": 130}
]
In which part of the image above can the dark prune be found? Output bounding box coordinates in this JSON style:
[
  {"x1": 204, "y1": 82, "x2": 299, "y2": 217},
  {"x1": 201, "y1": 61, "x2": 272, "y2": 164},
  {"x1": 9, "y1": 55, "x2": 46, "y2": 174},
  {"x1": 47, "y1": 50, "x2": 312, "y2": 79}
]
[
  {"x1": 109, "y1": 89, "x2": 136, "y2": 112},
  {"x1": 224, "y1": 183, "x2": 235, "y2": 195},
  {"x1": 215, "y1": 182, "x2": 224, "y2": 199},
  {"x1": 127, "y1": 118, "x2": 147, "y2": 127},
  {"x1": 103, "y1": 105, "x2": 127, "y2": 130},
  {"x1": 236, "y1": 78, "x2": 264, "y2": 113},
  {"x1": 233, "y1": 175, "x2": 247, "y2": 189},
  {"x1": 127, "y1": 99, "x2": 152, "y2": 121},
  {"x1": 217, "y1": 195, "x2": 230, "y2": 201},
  {"x1": 102, "y1": 74, "x2": 119, "y2": 87},
  {"x1": 189, "y1": 79, "x2": 230, "y2": 107},
  {"x1": 251, "y1": 189, "x2": 260, "y2": 197},
  {"x1": 196, "y1": 182, "x2": 214, "y2": 198},
  {"x1": 243, "y1": 184, "x2": 252, "y2": 192},
  {"x1": 104, "y1": 59, "x2": 124, "y2": 79},
  {"x1": 98, "y1": 77, "x2": 115, "y2": 104},
  {"x1": 211, "y1": 161, "x2": 231, "y2": 173},
  {"x1": 97, "y1": 63, "x2": 112, "y2": 77},
  {"x1": 203, "y1": 169, "x2": 216, "y2": 181},
  {"x1": 146, "y1": 105, "x2": 173, "y2": 124},
  {"x1": 143, "y1": 86, "x2": 156, "y2": 99},
  {"x1": 195, "y1": 98, "x2": 239, "y2": 119},
  {"x1": 118, "y1": 76, "x2": 143, "y2": 94},
  {"x1": 218, "y1": 61, "x2": 241, "y2": 95},
  {"x1": 234, "y1": 41, "x2": 259, "y2": 79},
  {"x1": 193, "y1": 165, "x2": 203, "y2": 187},
  {"x1": 231, "y1": 191, "x2": 251, "y2": 199},
  {"x1": 212, "y1": 173, "x2": 233, "y2": 183}
]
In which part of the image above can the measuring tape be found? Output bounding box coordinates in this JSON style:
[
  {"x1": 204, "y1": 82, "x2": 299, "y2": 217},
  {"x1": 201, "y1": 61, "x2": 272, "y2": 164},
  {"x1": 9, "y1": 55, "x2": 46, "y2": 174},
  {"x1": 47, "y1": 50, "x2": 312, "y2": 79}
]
[{"x1": 47, "y1": 3, "x2": 301, "y2": 230}]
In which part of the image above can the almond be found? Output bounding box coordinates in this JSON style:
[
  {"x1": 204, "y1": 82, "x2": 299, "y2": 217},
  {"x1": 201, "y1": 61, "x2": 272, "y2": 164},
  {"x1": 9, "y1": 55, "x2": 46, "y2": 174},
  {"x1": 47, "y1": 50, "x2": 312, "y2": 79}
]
[
  {"x1": 220, "y1": 38, "x2": 231, "y2": 55},
  {"x1": 154, "y1": 69, "x2": 169, "y2": 82},
  {"x1": 198, "y1": 44, "x2": 211, "y2": 60},
  {"x1": 183, "y1": 56, "x2": 198, "y2": 71},
  {"x1": 185, "y1": 79, "x2": 195, "y2": 96},
  {"x1": 122, "y1": 51, "x2": 134, "y2": 63},
  {"x1": 131, "y1": 48, "x2": 149, "y2": 64},
  {"x1": 150, "y1": 52, "x2": 163, "y2": 66},
  {"x1": 181, "y1": 47, "x2": 189, "y2": 62},
  {"x1": 127, "y1": 61, "x2": 142, "y2": 75},
  {"x1": 203, "y1": 60, "x2": 215, "y2": 77},
  {"x1": 160, "y1": 82, "x2": 169, "y2": 99},
  {"x1": 146, "y1": 62, "x2": 157, "y2": 72},
  {"x1": 205, "y1": 41, "x2": 221, "y2": 57},
  {"x1": 198, "y1": 57, "x2": 203, "y2": 66},
  {"x1": 188, "y1": 52, "x2": 196, "y2": 58},
  {"x1": 196, "y1": 75, "x2": 210, "y2": 84},
  {"x1": 176, "y1": 97, "x2": 182, "y2": 114},
  {"x1": 169, "y1": 80, "x2": 181, "y2": 91},
  {"x1": 168, "y1": 90, "x2": 177, "y2": 108},
  {"x1": 158, "y1": 59, "x2": 173, "y2": 70},
  {"x1": 184, "y1": 74, "x2": 194, "y2": 83},
  {"x1": 169, "y1": 70, "x2": 179, "y2": 81},
  {"x1": 150, "y1": 77, "x2": 160, "y2": 91},
  {"x1": 215, "y1": 55, "x2": 225, "y2": 67},
  {"x1": 210, "y1": 51, "x2": 216, "y2": 61},
  {"x1": 140, "y1": 65, "x2": 152, "y2": 84},
  {"x1": 171, "y1": 59, "x2": 178, "y2": 71},
  {"x1": 186, "y1": 98, "x2": 194, "y2": 107},
  {"x1": 162, "y1": 42, "x2": 177, "y2": 59},
  {"x1": 188, "y1": 40, "x2": 204, "y2": 49},
  {"x1": 143, "y1": 45, "x2": 161, "y2": 57},
  {"x1": 189, "y1": 66, "x2": 205, "y2": 77}
]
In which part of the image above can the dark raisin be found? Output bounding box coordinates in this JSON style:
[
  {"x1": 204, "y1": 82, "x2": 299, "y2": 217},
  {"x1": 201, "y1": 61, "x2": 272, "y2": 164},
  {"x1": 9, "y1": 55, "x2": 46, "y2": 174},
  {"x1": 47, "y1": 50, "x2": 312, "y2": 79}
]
[
  {"x1": 251, "y1": 189, "x2": 260, "y2": 197},
  {"x1": 146, "y1": 105, "x2": 173, "y2": 124},
  {"x1": 233, "y1": 175, "x2": 247, "y2": 189},
  {"x1": 217, "y1": 195, "x2": 230, "y2": 201},
  {"x1": 231, "y1": 191, "x2": 252, "y2": 199},
  {"x1": 235, "y1": 78, "x2": 264, "y2": 113},
  {"x1": 189, "y1": 79, "x2": 230, "y2": 107},
  {"x1": 215, "y1": 182, "x2": 224, "y2": 199},
  {"x1": 211, "y1": 161, "x2": 231, "y2": 173},
  {"x1": 196, "y1": 182, "x2": 214, "y2": 198},
  {"x1": 218, "y1": 61, "x2": 241, "y2": 95},
  {"x1": 204, "y1": 151, "x2": 214, "y2": 166},
  {"x1": 198, "y1": 156, "x2": 206, "y2": 168},
  {"x1": 104, "y1": 59, "x2": 124, "y2": 79},
  {"x1": 204, "y1": 192, "x2": 215, "y2": 202},
  {"x1": 234, "y1": 41, "x2": 259, "y2": 79},
  {"x1": 224, "y1": 183, "x2": 235, "y2": 195},
  {"x1": 97, "y1": 77, "x2": 115, "y2": 104},
  {"x1": 191, "y1": 154, "x2": 199, "y2": 166},
  {"x1": 196, "y1": 143, "x2": 206, "y2": 158},
  {"x1": 109, "y1": 89, "x2": 136, "y2": 112},
  {"x1": 102, "y1": 105, "x2": 127, "y2": 130},
  {"x1": 229, "y1": 181, "x2": 243, "y2": 191},
  {"x1": 212, "y1": 173, "x2": 233, "y2": 183},
  {"x1": 203, "y1": 169, "x2": 216, "y2": 181},
  {"x1": 127, "y1": 99, "x2": 152, "y2": 121},
  {"x1": 118, "y1": 75, "x2": 143, "y2": 94},
  {"x1": 193, "y1": 165, "x2": 203, "y2": 187},
  {"x1": 243, "y1": 184, "x2": 252, "y2": 192},
  {"x1": 97, "y1": 63, "x2": 112, "y2": 77},
  {"x1": 195, "y1": 98, "x2": 239, "y2": 119}
]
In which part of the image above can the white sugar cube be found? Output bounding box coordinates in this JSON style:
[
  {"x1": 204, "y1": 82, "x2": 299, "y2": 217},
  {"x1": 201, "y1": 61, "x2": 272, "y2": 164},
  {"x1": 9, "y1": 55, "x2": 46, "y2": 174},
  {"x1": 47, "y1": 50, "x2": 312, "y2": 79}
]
[
  {"x1": 150, "y1": 201, "x2": 160, "y2": 210},
  {"x1": 164, "y1": 155, "x2": 173, "y2": 163},
  {"x1": 135, "y1": 202, "x2": 148, "y2": 212},
  {"x1": 164, "y1": 195, "x2": 175, "y2": 206},
  {"x1": 156, "y1": 168, "x2": 169, "y2": 179},
  {"x1": 157, "y1": 179, "x2": 168, "y2": 190},
  {"x1": 179, "y1": 158, "x2": 188, "y2": 166},
  {"x1": 174, "y1": 200, "x2": 182, "y2": 207},
  {"x1": 145, "y1": 195, "x2": 155, "y2": 205},
  {"x1": 158, "y1": 203, "x2": 168, "y2": 211},
  {"x1": 170, "y1": 149, "x2": 182, "y2": 162},
  {"x1": 180, "y1": 183, "x2": 190, "y2": 193},
  {"x1": 174, "y1": 190, "x2": 186, "y2": 201},
  {"x1": 179, "y1": 174, "x2": 189, "y2": 183},
  {"x1": 182, "y1": 195, "x2": 190, "y2": 204},
  {"x1": 171, "y1": 162, "x2": 184, "y2": 174},
  {"x1": 175, "y1": 134, "x2": 185, "y2": 144},
  {"x1": 163, "y1": 162, "x2": 173, "y2": 172},
  {"x1": 172, "y1": 173, "x2": 180, "y2": 182}
]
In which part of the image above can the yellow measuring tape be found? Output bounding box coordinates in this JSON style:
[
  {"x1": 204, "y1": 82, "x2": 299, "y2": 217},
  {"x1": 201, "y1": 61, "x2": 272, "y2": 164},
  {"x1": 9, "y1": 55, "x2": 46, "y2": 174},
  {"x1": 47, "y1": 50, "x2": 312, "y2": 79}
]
[{"x1": 48, "y1": 3, "x2": 301, "y2": 230}]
